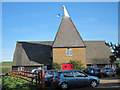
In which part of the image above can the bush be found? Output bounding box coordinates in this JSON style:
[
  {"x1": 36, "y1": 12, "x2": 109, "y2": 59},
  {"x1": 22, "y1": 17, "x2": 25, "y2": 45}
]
[
  {"x1": 118, "y1": 59, "x2": 120, "y2": 67},
  {"x1": 69, "y1": 60, "x2": 86, "y2": 71},
  {"x1": 52, "y1": 63, "x2": 62, "y2": 70},
  {"x1": 2, "y1": 76, "x2": 39, "y2": 90},
  {"x1": 52, "y1": 61, "x2": 86, "y2": 71}
]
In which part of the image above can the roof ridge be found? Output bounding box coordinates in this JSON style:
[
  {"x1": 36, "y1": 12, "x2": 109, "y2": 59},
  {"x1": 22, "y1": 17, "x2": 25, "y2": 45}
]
[{"x1": 17, "y1": 41, "x2": 53, "y2": 43}]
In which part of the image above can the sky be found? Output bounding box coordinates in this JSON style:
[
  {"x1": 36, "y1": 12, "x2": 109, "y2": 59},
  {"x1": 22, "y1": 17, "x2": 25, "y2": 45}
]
[{"x1": 2, "y1": 2, "x2": 118, "y2": 62}]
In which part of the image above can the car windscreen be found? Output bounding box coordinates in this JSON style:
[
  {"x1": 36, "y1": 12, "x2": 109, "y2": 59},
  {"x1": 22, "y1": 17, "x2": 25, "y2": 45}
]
[
  {"x1": 92, "y1": 68, "x2": 100, "y2": 72},
  {"x1": 54, "y1": 72, "x2": 61, "y2": 78},
  {"x1": 105, "y1": 68, "x2": 114, "y2": 71},
  {"x1": 48, "y1": 71, "x2": 57, "y2": 75}
]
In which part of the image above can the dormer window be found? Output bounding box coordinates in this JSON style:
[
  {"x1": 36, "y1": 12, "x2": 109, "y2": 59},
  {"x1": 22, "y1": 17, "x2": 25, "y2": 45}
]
[{"x1": 66, "y1": 49, "x2": 72, "y2": 56}]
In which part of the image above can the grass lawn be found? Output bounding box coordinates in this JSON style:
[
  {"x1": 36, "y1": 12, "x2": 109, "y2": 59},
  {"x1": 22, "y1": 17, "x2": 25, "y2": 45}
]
[
  {"x1": 0, "y1": 62, "x2": 12, "y2": 66},
  {"x1": 0, "y1": 62, "x2": 12, "y2": 74},
  {"x1": 0, "y1": 78, "x2": 2, "y2": 85}
]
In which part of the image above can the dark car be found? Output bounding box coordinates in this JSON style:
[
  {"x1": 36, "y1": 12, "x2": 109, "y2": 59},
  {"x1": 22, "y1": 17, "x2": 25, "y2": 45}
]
[
  {"x1": 45, "y1": 70, "x2": 60, "y2": 83},
  {"x1": 51, "y1": 70, "x2": 100, "y2": 89},
  {"x1": 83, "y1": 67, "x2": 102, "y2": 77},
  {"x1": 33, "y1": 70, "x2": 60, "y2": 86},
  {"x1": 115, "y1": 67, "x2": 120, "y2": 75}
]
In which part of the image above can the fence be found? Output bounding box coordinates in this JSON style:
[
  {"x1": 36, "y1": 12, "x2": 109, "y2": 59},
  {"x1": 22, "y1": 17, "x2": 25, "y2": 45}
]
[{"x1": 11, "y1": 70, "x2": 45, "y2": 88}]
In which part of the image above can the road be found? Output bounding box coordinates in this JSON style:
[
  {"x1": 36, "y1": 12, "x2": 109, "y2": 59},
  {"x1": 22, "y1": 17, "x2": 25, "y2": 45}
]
[{"x1": 98, "y1": 76, "x2": 120, "y2": 88}]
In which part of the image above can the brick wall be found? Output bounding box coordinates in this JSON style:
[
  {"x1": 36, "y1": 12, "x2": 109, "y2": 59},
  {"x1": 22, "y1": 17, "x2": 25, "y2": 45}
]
[{"x1": 53, "y1": 48, "x2": 86, "y2": 66}]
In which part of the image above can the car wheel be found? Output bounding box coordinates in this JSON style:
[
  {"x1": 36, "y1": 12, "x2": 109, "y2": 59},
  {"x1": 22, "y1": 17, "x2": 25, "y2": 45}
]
[
  {"x1": 90, "y1": 80, "x2": 97, "y2": 88},
  {"x1": 61, "y1": 82, "x2": 68, "y2": 89}
]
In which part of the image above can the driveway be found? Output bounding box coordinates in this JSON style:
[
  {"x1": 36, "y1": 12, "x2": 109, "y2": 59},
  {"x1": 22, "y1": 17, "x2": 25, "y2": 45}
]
[{"x1": 97, "y1": 76, "x2": 120, "y2": 88}]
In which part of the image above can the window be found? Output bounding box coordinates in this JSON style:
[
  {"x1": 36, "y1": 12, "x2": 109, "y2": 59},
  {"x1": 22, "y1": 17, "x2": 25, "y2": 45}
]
[
  {"x1": 41, "y1": 66, "x2": 47, "y2": 70},
  {"x1": 74, "y1": 71, "x2": 86, "y2": 77},
  {"x1": 21, "y1": 67, "x2": 24, "y2": 71},
  {"x1": 63, "y1": 71, "x2": 74, "y2": 77},
  {"x1": 18, "y1": 67, "x2": 24, "y2": 71},
  {"x1": 66, "y1": 49, "x2": 72, "y2": 56}
]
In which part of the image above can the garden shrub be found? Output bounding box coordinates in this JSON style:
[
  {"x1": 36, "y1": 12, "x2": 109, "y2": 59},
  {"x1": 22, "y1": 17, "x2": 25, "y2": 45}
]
[
  {"x1": 69, "y1": 60, "x2": 86, "y2": 71},
  {"x1": 2, "y1": 76, "x2": 40, "y2": 90},
  {"x1": 52, "y1": 60, "x2": 86, "y2": 71},
  {"x1": 52, "y1": 63, "x2": 62, "y2": 70}
]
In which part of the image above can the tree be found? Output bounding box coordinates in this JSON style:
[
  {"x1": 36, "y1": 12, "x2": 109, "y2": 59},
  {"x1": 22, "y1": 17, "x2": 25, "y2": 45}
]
[
  {"x1": 106, "y1": 42, "x2": 120, "y2": 59},
  {"x1": 69, "y1": 60, "x2": 86, "y2": 71},
  {"x1": 109, "y1": 55, "x2": 116, "y2": 63},
  {"x1": 105, "y1": 42, "x2": 120, "y2": 64}
]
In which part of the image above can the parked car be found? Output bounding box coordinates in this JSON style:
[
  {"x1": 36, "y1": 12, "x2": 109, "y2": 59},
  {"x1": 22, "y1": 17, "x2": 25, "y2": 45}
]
[
  {"x1": 28, "y1": 69, "x2": 42, "y2": 77},
  {"x1": 29, "y1": 69, "x2": 38, "y2": 73},
  {"x1": 45, "y1": 70, "x2": 60, "y2": 82},
  {"x1": 51, "y1": 70, "x2": 100, "y2": 89},
  {"x1": 101, "y1": 67, "x2": 116, "y2": 77},
  {"x1": 83, "y1": 67, "x2": 102, "y2": 77},
  {"x1": 115, "y1": 67, "x2": 120, "y2": 75},
  {"x1": 33, "y1": 69, "x2": 60, "y2": 86}
]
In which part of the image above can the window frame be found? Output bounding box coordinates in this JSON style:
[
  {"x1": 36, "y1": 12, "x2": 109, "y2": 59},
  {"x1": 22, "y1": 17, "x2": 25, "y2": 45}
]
[
  {"x1": 18, "y1": 66, "x2": 24, "y2": 71},
  {"x1": 74, "y1": 71, "x2": 87, "y2": 77},
  {"x1": 66, "y1": 49, "x2": 72, "y2": 56},
  {"x1": 63, "y1": 71, "x2": 74, "y2": 77}
]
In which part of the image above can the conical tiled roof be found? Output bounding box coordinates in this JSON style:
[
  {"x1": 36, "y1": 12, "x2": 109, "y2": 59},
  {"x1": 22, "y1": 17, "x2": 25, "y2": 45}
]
[{"x1": 52, "y1": 5, "x2": 85, "y2": 48}]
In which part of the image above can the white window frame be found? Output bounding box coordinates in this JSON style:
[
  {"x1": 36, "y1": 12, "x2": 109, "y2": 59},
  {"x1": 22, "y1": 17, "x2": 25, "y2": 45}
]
[
  {"x1": 42, "y1": 66, "x2": 47, "y2": 70},
  {"x1": 21, "y1": 67, "x2": 24, "y2": 71},
  {"x1": 18, "y1": 67, "x2": 24, "y2": 71},
  {"x1": 66, "y1": 49, "x2": 72, "y2": 56}
]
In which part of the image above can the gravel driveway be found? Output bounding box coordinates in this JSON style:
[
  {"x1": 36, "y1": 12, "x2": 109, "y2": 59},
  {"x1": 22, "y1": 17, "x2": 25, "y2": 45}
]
[{"x1": 97, "y1": 76, "x2": 120, "y2": 88}]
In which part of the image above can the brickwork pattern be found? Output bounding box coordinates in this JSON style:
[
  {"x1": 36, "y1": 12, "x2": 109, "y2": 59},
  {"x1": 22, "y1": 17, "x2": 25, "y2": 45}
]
[{"x1": 53, "y1": 48, "x2": 86, "y2": 66}]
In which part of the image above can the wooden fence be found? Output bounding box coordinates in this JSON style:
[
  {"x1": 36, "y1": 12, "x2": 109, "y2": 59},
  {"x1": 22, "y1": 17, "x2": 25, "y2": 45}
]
[{"x1": 11, "y1": 70, "x2": 45, "y2": 88}]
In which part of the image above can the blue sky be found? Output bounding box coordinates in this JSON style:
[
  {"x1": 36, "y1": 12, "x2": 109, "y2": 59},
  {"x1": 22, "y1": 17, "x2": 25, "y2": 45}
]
[{"x1": 2, "y1": 2, "x2": 118, "y2": 62}]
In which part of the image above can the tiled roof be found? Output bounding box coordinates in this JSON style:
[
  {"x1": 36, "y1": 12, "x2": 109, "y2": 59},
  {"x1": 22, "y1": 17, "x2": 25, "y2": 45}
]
[{"x1": 52, "y1": 17, "x2": 85, "y2": 48}]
